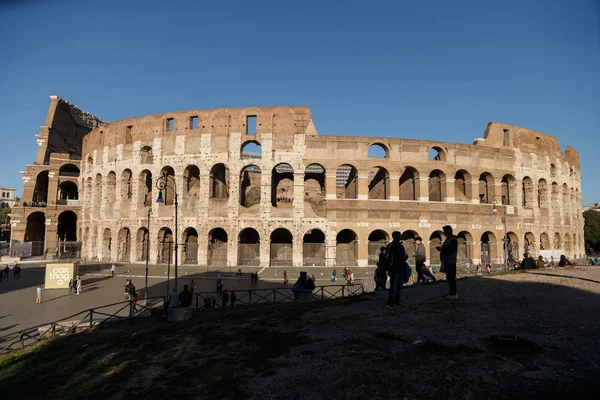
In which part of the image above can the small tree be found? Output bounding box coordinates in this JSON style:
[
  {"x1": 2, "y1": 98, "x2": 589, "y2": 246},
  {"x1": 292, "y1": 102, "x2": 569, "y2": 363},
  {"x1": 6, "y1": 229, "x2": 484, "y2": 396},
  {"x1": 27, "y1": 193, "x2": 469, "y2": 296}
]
[
  {"x1": 0, "y1": 206, "x2": 10, "y2": 225},
  {"x1": 583, "y1": 210, "x2": 600, "y2": 251}
]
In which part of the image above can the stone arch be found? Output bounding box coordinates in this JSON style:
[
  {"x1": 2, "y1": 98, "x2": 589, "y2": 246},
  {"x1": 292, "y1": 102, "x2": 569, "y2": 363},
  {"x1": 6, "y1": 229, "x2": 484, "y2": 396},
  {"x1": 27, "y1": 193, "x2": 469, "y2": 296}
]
[
  {"x1": 562, "y1": 183, "x2": 569, "y2": 214},
  {"x1": 506, "y1": 231, "x2": 519, "y2": 265},
  {"x1": 303, "y1": 228, "x2": 326, "y2": 266},
  {"x1": 238, "y1": 228, "x2": 260, "y2": 266},
  {"x1": 524, "y1": 232, "x2": 535, "y2": 254},
  {"x1": 86, "y1": 155, "x2": 94, "y2": 170},
  {"x1": 454, "y1": 170, "x2": 470, "y2": 201},
  {"x1": 57, "y1": 210, "x2": 77, "y2": 242},
  {"x1": 501, "y1": 175, "x2": 516, "y2": 205},
  {"x1": 428, "y1": 169, "x2": 446, "y2": 202},
  {"x1": 522, "y1": 177, "x2": 534, "y2": 207},
  {"x1": 59, "y1": 163, "x2": 80, "y2": 177},
  {"x1": 564, "y1": 233, "x2": 572, "y2": 252},
  {"x1": 368, "y1": 230, "x2": 389, "y2": 265},
  {"x1": 478, "y1": 172, "x2": 494, "y2": 204},
  {"x1": 401, "y1": 230, "x2": 420, "y2": 261},
  {"x1": 184, "y1": 165, "x2": 200, "y2": 198},
  {"x1": 400, "y1": 167, "x2": 419, "y2": 201},
  {"x1": 182, "y1": 227, "x2": 199, "y2": 264},
  {"x1": 457, "y1": 231, "x2": 473, "y2": 264},
  {"x1": 368, "y1": 166, "x2": 389, "y2": 200},
  {"x1": 367, "y1": 143, "x2": 388, "y2": 158},
  {"x1": 336, "y1": 229, "x2": 358, "y2": 266},
  {"x1": 118, "y1": 227, "x2": 131, "y2": 262},
  {"x1": 58, "y1": 181, "x2": 78, "y2": 201},
  {"x1": 121, "y1": 169, "x2": 133, "y2": 201},
  {"x1": 159, "y1": 166, "x2": 176, "y2": 206},
  {"x1": 305, "y1": 164, "x2": 326, "y2": 216},
  {"x1": 428, "y1": 146, "x2": 446, "y2": 161},
  {"x1": 102, "y1": 228, "x2": 112, "y2": 261},
  {"x1": 550, "y1": 163, "x2": 557, "y2": 177},
  {"x1": 157, "y1": 227, "x2": 174, "y2": 264},
  {"x1": 208, "y1": 228, "x2": 228, "y2": 266},
  {"x1": 210, "y1": 163, "x2": 230, "y2": 199},
  {"x1": 538, "y1": 179, "x2": 548, "y2": 208},
  {"x1": 272, "y1": 163, "x2": 294, "y2": 207},
  {"x1": 270, "y1": 228, "x2": 293, "y2": 266},
  {"x1": 540, "y1": 232, "x2": 550, "y2": 251},
  {"x1": 554, "y1": 232, "x2": 562, "y2": 250},
  {"x1": 33, "y1": 171, "x2": 49, "y2": 203},
  {"x1": 106, "y1": 171, "x2": 117, "y2": 204},
  {"x1": 481, "y1": 231, "x2": 497, "y2": 263},
  {"x1": 25, "y1": 212, "x2": 46, "y2": 255},
  {"x1": 140, "y1": 146, "x2": 153, "y2": 164},
  {"x1": 137, "y1": 227, "x2": 149, "y2": 261},
  {"x1": 241, "y1": 140, "x2": 262, "y2": 159},
  {"x1": 551, "y1": 182, "x2": 559, "y2": 212},
  {"x1": 85, "y1": 177, "x2": 93, "y2": 207},
  {"x1": 429, "y1": 230, "x2": 444, "y2": 265},
  {"x1": 139, "y1": 170, "x2": 153, "y2": 207},
  {"x1": 240, "y1": 165, "x2": 261, "y2": 209},
  {"x1": 94, "y1": 173, "x2": 103, "y2": 205},
  {"x1": 336, "y1": 164, "x2": 358, "y2": 199}
]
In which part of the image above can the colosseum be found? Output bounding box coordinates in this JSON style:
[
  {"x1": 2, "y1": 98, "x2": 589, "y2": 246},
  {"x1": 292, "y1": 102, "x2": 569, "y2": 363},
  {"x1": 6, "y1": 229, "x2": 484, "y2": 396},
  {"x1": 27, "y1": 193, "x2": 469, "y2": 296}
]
[{"x1": 9, "y1": 96, "x2": 585, "y2": 268}]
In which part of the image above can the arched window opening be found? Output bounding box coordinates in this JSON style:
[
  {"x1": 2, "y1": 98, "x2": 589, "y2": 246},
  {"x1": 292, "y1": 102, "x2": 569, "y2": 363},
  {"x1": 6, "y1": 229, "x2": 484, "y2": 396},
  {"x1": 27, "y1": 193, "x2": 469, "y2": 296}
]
[
  {"x1": 59, "y1": 164, "x2": 80, "y2": 177},
  {"x1": 58, "y1": 181, "x2": 78, "y2": 202},
  {"x1": 554, "y1": 232, "x2": 562, "y2": 251},
  {"x1": 208, "y1": 228, "x2": 228, "y2": 266},
  {"x1": 428, "y1": 147, "x2": 446, "y2": 161},
  {"x1": 210, "y1": 163, "x2": 230, "y2": 199},
  {"x1": 428, "y1": 170, "x2": 445, "y2": 202},
  {"x1": 24, "y1": 212, "x2": 46, "y2": 256},
  {"x1": 505, "y1": 232, "x2": 519, "y2": 265},
  {"x1": 241, "y1": 141, "x2": 262, "y2": 160},
  {"x1": 106, "y1": 171, "x2": 117, "y2": 204},
  {"x1": 400, "y1": 167, "x2": 418, "y2": 201},
  {"x1": 551, "y1": 182, "x2": 559, "y2": 212},
  {"x1": 240, "y1": 165, "x2": 261, "y2": 209},
  {"x1": 158, "y1": 227, "x2": 173, "y2": 264},
  {"x1": 400, "y1": 230, "x2": 419, "y2": 264},
  {"x1": 33, "y1": 171, "x2": 49, "y2": 203},
  {"x1": 522, "y1": 177, "x2": 534, "y2": 207},
  {"x1": 336, "y1": 229, "x2": 358, "y2": 266},
  {"x1": 140, "y1": 146, "x2": 153, "y2": 164},
  {"x1": 428, "y1": 231, "x2": 443, "y2": 266},
  {"x1": 538, "y1": 179, "x2": 548, "y2": 208},
  {"x1": 118, "y1": 227, "x2": 131, "y2": 262},
  {"x1": 57, "y1": 211, "x2": 77, "y2": 242},
  {"x1": 183, "y1": 228, "x2": 199, "y2": 264},
  {"x1": 137, "y1": 228, "x2": 149, "y2": 262},
  {"x1": 271, "y1": 163, "x2": 294, "y2": 207},
  {"x1": 270, "y1": 228, "x2": 293, "y2": 266},
  {"x1": 367, "y1": 143, "x2": 388, "y2": 158},
  {"x1": 368, "y1": 167, "x2": 389, "y2": 200},
  {"x1": 159, "y1": 166, "x2": 175, "y2": 206},
  {"x1": 368, "y1": 230, "x2": 389, "y2": 265},
  {"x1": 121, "y1": 169, "x2": 133, "y2": 201},
  {"x1": 564, "y1": 234, "x2": 572, "y2": 252},
  {"x1": 94, "y1": 174, "x2": 103, "y2": 205},
  {"x1": 86, "y1": 156, "x2": 93, "y2": 170},
  {"x1": 336, "y1": 164, "x2": 358, "y2": 199},
  {"x1": 139, "y1": 170, "x2": 153, "y2": 207},
  {"x1": 454, "y1": 170, "x2": 469, "y2": 201},
  {"x1": 501, "y1": 175, "x2": 516, "y2": 205},
  {"x1": 457, "y1": 231, "x2": 473, "y2": 265},
  {"x1": 238, "y1": 228, "x2": 260, "y2": 266},
  {"x1": 184, "y1": 165, "x2": 200, "y2": 198},
  {"x1": 550, "y1": 164, "x2": 557, "y2": 177},
  {"x1": 540, "y1": 232, "x2": 550, "y2": 251},
  {"x1": 479, "y1": 173, "x2": 493, "y2": 204},
  {"x1": 102, "y1": 228, "x2": 112, "y2": 261},
  {"x1": 524, "y1": 232, "x2": 535, "y2": 254},
  {"x1": 303, "y1": 229, "x2": 326, "y2": 266},
  {"x1": 304, "y1": 164, "x2": 326, "y2": 217},
  {"x1": 481, "y1": 232, "x2": 497, "y2": 264}
]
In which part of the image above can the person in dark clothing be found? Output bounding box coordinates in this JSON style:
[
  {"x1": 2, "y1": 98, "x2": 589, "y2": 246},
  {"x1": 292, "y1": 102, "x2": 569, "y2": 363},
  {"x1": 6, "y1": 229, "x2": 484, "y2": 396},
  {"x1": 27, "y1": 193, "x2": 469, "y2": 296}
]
[
  {"x1": 414, "y1": 237, "x2": 427, "y2": 284},
  {"x1": 385, "y1": 231, "x2": 408, "y2": 309},
  {"x1": 440, "y1": 225, "x2": 459, "y2": 299},
  {"x1": 558, "y1": 255, "x2": 572, "y2": 267},
  {"x1": 377, "y1": 247, "x2": 388, "y2": 290},
  {"x1": 520, "y1": 253, "x2": 536, "y2": 270},
  {"x1": 222, "y1": 290, "x2": 229, "y2": 307},
  {"x1": 179, "y1": 284, "x2": 193, "y2": 307},
  {"x1": 230, "y1": 291, "x2": 236, "y2": 307}
]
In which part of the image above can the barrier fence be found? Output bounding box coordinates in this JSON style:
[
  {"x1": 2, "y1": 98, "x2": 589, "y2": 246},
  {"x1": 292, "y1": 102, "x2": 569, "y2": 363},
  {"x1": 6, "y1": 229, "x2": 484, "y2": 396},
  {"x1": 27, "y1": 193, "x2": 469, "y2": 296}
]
[{"x1": 0, "y1": 284, "x2": 364, "y2": 356}]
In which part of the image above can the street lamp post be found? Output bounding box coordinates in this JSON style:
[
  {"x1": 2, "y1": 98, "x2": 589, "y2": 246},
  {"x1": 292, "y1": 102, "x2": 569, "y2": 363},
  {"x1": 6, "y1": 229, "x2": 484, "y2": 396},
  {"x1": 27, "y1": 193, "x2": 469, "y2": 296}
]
[
  {"x1": 492, "y1": 199, "x2": 509, "y2": 270},
  {"x1": 144, "y1": 206, "x2": 152, "y2": 299},
  {"x1": 156, "y1": 173, "x2": 179, "y2": 291}
]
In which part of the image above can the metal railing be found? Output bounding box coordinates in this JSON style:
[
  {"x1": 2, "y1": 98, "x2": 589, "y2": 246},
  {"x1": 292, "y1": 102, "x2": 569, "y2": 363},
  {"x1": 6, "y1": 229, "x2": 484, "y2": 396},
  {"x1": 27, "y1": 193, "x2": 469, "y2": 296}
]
[
  {"x1": 56, "y1": 199, "x2": 79, "y2": 206},
  {"x1": 0, "y1": 284, "x2": 364, "y2": 356}
]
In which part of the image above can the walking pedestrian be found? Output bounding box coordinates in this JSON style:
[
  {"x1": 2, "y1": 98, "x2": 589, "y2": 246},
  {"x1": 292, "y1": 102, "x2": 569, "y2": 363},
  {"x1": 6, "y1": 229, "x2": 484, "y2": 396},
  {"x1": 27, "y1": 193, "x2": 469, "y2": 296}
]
[
  {"x1": 311, "y1": 274, "x2": 316, "y2": 284},
  {"x1": 414, "y1": 237, "x2": 427, "y2": 284},
  {"x1": 190, "y1": 279, "x2": 196, "y2": 294},
  {"x1": 76, "y1": 276, "x2": 82, "y2": 295},
  {"x1": 283, "y1": 270, "x2": 288, "y2": 285},
  {"x1": 222, "y1": 290, "x2": 230, "y2": 307},
  {"x1": 36, "y1": 285, "x2": 44, "y2": 304},
  {"x1": 68, "y1": 279, "x2": 73, "y2": 295},
  {"x1": 385, "y1": 231, "x2": 408, "y2": 309},
  {"x1": 440, "y1": 225, "x2": 459, "y2": 300},
  {"x1": 216, "y1": 276, "x2": 223, "y2": 294},
  {"x1": 4, "y1": 265, "x2": 9, "y2": 279},
  {"x1": 111, "y1": 264, "x2": 116, "y2": 277},
  {"x1": 331, "y1": 269, "x2": 337, "y2": 283},
  {"x1": 377, "y1": 247, "x2": 388, "y2": 290},
  {"x1": 13, "y1": 264, "x2": 21, "y2": 278},
  {"x1": 230, "y1": 291, "x2": 236, "y2": 307}
]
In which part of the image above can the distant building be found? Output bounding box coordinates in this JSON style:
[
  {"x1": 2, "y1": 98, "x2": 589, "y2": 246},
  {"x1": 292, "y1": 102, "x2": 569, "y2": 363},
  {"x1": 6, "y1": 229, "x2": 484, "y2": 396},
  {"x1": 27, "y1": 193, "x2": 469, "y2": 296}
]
[
  {"x1": 583, "y1": 203, "x2": 600, "y2": 212},
  {"x1": 0, "y1": 186, "x2": 17, "y2": 209}
]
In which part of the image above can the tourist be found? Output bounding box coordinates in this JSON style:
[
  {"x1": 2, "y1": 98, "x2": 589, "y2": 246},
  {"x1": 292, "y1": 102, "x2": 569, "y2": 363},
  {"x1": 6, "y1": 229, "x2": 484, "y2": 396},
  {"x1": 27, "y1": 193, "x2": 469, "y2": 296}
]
[
  {"x1": 111, "y1": 264, "x2": 116, "y2": 277},
  {"x1": 68, "y1": 279, "x2": 73, "y2": 295},
  {"x1": 558, "y1": 255, "x2": 572, "y2": 267},
  {"x1": 536, "y1": 256, "x2": 545, "y2": 269},
  {"x1": 465, "y1": 259, "x2": 471, "y2": 274},
  {"x1": 124, "y1": 279, "x2": 132, "y2": 300},
  {"x1": 222, "y1": 290, "x2": 230, "y2": 307},
  {"x1": 3, "y1": 265, "x2": 9, "y2": 279},
  {"x1": 331, "y1": 269, "x2": 337, "y2": 283},
  {"x1": 520, "y1": 253, "x2": 536, "y2": 270},
  {"x1": 13, "y1": 264, "x2": 21, "y2": 278},
  {"x1": 385, "y1": 231, "x2": 408, "y2": 308},
  {"x1": 476, "y1": 263, "x2": 482, "y2": 275},
  {"x1": 190, "y1": 279, "x2": 196, "y2": 294},
  {"x1": 168, "y1": 287, "x2": 179, "y2": 308},
  {"x1": 236, "y1": 268, "x2": 242, "y2": 276},
  {"x1": 216, "y1": 276, "x2": 223, "y2": 294},
  {"x1": 440, "y1": 225, "x2": 459, "y2": 300},
  {"x1": 128, "y1": 280, "x2": 137, "y2": 301},
  {"x1": 414, "y1": 237, "x2": 427, "y2": 284},
  {"x1": 377, "y1": 246, "x2": 388, "y2": 290},
  {"x1": 292, "y1": 272, "x2": 307, "y2": 301},
  {"x1": 230, "y1": 291, "x2": 236, "y2": 307},
  {"x1": 311, "y1": 274, "x2": 316, "y2": 284},
  {"x1": 283, "y1": 270, "x2": 288, "y2": 285},
  {"x1": 179, "y1": 284, "x2": 193, "y2": 307},
  {"x1": 76, "y1": 276, "x2": 82, "y2": 295},
  {"x1": 346, "y1": 270, "x2": 352, "y2": 286},
  {"x1": 549, "y1": 256, "x2": 555, "y2": 268},
  {"x1": 36, "y1": 285, "x2": 44, "y2": 304}
]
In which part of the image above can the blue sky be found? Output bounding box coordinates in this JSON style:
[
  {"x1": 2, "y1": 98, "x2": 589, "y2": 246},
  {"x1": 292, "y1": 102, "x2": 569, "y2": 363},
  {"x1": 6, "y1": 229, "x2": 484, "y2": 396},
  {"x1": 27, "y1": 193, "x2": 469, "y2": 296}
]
[{"x1": 1, "y1": 0, "x2": 598, "y2": 202}]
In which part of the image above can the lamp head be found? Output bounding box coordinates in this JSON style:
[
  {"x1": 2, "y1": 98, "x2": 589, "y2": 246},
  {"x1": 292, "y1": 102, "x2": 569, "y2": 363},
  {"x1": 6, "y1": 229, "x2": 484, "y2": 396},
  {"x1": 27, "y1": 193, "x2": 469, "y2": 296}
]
[{"x1": 156, "y1": 190, "x2": 164, "y2": 203}]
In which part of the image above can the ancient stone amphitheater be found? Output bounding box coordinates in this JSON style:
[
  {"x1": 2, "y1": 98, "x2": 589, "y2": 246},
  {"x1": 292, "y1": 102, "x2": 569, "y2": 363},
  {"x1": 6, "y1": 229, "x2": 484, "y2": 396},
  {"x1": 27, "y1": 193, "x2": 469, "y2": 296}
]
[{"x1": 10, "y1": 96, "x2": 585, "y2": 267}]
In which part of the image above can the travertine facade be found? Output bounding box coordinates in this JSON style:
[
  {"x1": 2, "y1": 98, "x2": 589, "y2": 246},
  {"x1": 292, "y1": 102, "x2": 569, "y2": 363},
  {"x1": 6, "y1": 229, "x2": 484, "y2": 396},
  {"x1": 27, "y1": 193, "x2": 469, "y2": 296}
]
[{"x1": 11, "y1": 97, "x2": 585, "y2": 266}]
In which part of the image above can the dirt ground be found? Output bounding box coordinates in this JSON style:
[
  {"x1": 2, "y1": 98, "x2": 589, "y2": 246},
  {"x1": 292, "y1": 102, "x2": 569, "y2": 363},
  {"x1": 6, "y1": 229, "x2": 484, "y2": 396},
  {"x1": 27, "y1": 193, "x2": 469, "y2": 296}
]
[{"x1": 2, "y1": 267, "x2": 600, "y2": 400}]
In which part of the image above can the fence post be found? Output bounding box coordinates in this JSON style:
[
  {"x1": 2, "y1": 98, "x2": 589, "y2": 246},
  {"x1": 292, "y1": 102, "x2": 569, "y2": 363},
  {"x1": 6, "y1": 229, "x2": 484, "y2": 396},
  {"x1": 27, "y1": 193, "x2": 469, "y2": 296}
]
[
  {"x1": 20, "y1": 333, "x2": 24, "y2": 349},
  {"x1": 342, "y1": 286, "x2": 345, "y2": 298},
  {"x1": 129, "y1": 301, "x2": 133, "y2": 324},
  {"x1": 89, "y1": 309, "x2": 94, "y2": 328},
  {"x1": 321, "y1": 287, "x2": 324, "y2": 300}
]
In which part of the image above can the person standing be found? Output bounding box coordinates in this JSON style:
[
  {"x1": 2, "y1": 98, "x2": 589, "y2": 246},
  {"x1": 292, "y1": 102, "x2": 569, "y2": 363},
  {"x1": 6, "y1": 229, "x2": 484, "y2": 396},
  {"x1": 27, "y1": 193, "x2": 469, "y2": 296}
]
[
  {"x1": 68, "y1": 279, "x2": 73, "y2": 295},
  {"x1": 76, "y1": 276, "x2": 82, "y2": 295},
  {"x1": 111, "y1": 264, "x2": 116, "y2": 277},
  {"x1": 377, "y1": 247, "x2": 388, "y2": 290},
  {"x1": 230, "y1": 291, "x2": 237, "y2": 307},
  {"x1": 216, "y1": 276, "x2": 223, "y2": 294},
  {"x1": 440, "y1": 225, "x2": 459, "y2": 300},
  {"x1": 385, "y1": 231, "x2": 408, "y2": 309},
  {"x1": 283, "y1": 270, "x2": 288, "y2": 285},
  {"x1": 331, "y1": 269, "x2": 337, "y2": 283},
  {"x1": 36, "y1": 285, "x2": 44, "y2": 304},
  {"x1": 4, "y1": 265, "x2": 9, "y2": 279},
  {"x1": 190, "y1": 279, "x2": 196, "y2": 294},
  {"x1": 222, "y1": 290, "x2": 230, "y2": 308},
  {"x1": 414, "y1": 237, "x2": 427, "y2": 284}
]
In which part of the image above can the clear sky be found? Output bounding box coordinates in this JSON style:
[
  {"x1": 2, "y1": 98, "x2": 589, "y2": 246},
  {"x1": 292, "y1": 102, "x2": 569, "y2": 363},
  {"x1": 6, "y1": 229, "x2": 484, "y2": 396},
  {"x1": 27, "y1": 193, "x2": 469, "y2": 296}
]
[{"x1": 1, "y1": 0, "x2": 598, "y2": 202}]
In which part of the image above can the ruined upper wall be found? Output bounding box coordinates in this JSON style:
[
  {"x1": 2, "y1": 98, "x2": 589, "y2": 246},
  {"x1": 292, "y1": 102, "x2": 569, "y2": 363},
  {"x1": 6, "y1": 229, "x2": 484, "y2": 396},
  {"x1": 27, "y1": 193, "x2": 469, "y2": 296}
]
[{"x1": 35, "y1": 96, "x2": 106, "y2": 165}]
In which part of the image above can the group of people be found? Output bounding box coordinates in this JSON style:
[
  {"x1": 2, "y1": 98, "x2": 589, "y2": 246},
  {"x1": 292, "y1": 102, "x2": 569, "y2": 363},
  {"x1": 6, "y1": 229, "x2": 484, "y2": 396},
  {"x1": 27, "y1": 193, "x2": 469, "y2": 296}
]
[
  {"x1": 124, "y1": 279, "x2": 137, "y2": 301},
  {"x1": 291, "y1": 271, "x2": 316, "y2": 301},
  {"x1": 250, "y1": 272, "x2": 259, "y2": 286},
  {"x1": 518, "y1": 253, "x2": 573, "y2": 270},
  {"x1": 170, "y1": 283, "x2": 237, "y2": 309},
  {"x1": 68, "y1": 276, "x2": 82, "y2": 295},
  {"x1": 0, "y1": 264, "x2": 21, "y2": 282}
]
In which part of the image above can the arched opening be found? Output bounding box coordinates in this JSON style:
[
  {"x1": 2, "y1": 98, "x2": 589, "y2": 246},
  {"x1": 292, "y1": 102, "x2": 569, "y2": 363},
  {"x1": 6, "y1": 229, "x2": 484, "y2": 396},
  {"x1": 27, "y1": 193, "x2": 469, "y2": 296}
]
[
  {"x1": 400, "y1": 167, "x2": 418, "y2": 200},
  {"x1": 304, "y1": 164, "x2": 326, "y2": 217},
  {"x1": 183, "y1": 228, "x2": 198, "y2": 264},
  {"x1": 562, "y1": 184, "x2": 569, "y2": 215},
  {"x1": 368, "y1": 230, "x2": 389, "y2": 265},
  {"x1": 564, "y1": 233, "x2": 572, "y2": 252},
  {"x1": 429, "y1": 231, "x2": 444, "y2": 266},
  {"x1": 25, "y1": 212, "x2": 46, "y2": 256},
  {"x1": 336, "y1": 164, "x2": 358, "y2": 199},
  {"x1": 554, "y1": 232, "x2": 562, "y2": 251},
  {"x1": 85, "y1": 177, "x2": 93, "y2": 207},
  {"x1": 479, "y1": 173, "x2": 494, "y2": 204},
  {"x1": 270, "y1": 228, "x2": 293, "y2": 266},
  {"x1": 238, "y1": 228, "x2": 260, "y2": 266},
  {"x1": 428, "y1": 146, "x2": 446, "y2": 161},
  {"x1": 140, "y1": 146, "x2": 153, "y2": 164},
  {"x1": 506, "y1": 232, "x2": 519, "y2": 265},
  {"x1": 158, "y1": 227, "x2": 173, "y2": 264},
  {"x1": 401, "y1": 230, "x2": 419, "y2": 264},
  {"x1": 540, "y1": 232, "x2": 550, "y2": 251},
  {"x1": 210, "y1": 163, "x2": 230, "y2": 199},
  {"x1": 106, "y1": 171, "x2": 117, "y2": 204},
  {"x1": 184, "y1": 165, "x2": 200, "y2": 199},
  {"x1": 159, "y1": 166, "x2": 175, "y2": 206},
  {"x1": 94, "y1": 174, "x2": 103, "y2": 204},
  {"x1": 137, "y1": 227, "x2": 149, "y2": 261},
  {"x1": 368, "y1": 143, "x2": 388, "y2": 158},
  {"x1": 121, "y1": 169, "x2": 133, "y2": 201},
  {"x1": 522, "y1": 177, "x2": 534, "y2": 207},
  {"x1": 102, "y1": 228, "x2": 112, "y2": 261},
  {"x1": 481, "y1": 232, "x2": 497, "y2": 264},
  {"x1": 118, "y1": 227, "x2": 131, "y2": 262},
  {"x1": 57, "y1": 211, "x2": 77, "y2": 242},
  {"x1": 457, "y1": 231, "x2": 473, "y2": 264},
  {"x1": 59, "y1": 164, "x2": 80, "y2": 177},
  {"x1": 368, "y1": 167, "x2": 389, "y2": 200},
  {"x1": 86, "y1": 155, "x2": 93, "y2": 170},
  {"x1": 550, "y1": 164, "x2": 557, "y2": 177},
  {"x1": 501, "y1": 175, "x2": 516, "y2": 205},
  {"x1": 241, "y1": 141, "x2": 262, "y2": 159},
  {"x1": 428, "y1": 169, "x2": 445, "y2": 202},
  {"x1": 272, "y1": 163, "x2": 294, "y2": 207},
  {"x1": 454, "y1": 170, "x2": 470, "y2": 201},
  {"x1": 336, "y1": 229, "x2": 357, "y2": 266},
  {"x1": 208, "y1": 228, "x2": 228, "y2": 266},
  {"x1": 33, "y1": 171, "x2": 49, "y2": 203},
  {"x1": 139, "y1": 170, "x2": 153, "y2": 207},
  {"x1": 58, "y1": 181, "x2": 78, "y2": 202},
  {"x1": 239, "y1": 165, "x2": 261, "y2": 209},
  {"x1": 303, "y1": 229, "x2": 325, "y2": 266},
  {"x1": 538, "y1": 179, "x2": 548, "y2": 208},
  {"x1": 524, "y1": 232, "x2": 535, "y2": 254}
]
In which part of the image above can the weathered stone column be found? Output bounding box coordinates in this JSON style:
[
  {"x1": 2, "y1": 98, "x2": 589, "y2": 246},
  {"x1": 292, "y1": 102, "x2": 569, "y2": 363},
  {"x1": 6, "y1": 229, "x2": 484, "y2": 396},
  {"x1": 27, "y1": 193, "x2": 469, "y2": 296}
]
[
  {"x1": 444, "y1": 178, "x2": 455, "y2": 202},
  {"x1": 325, "y1": 173, "x2": 337, "y2": 200},
  {"x1": 389, "y1": 175, "x2": 399, "y2": 201},
  {"x1": 357, "y1": 225, "x2": 368, "y2": 267},
  {"x1": 357, "y1": 174, "x2": 369, "y2": 200},
  {"x1": 417, "y1": 178, "x2": 429, "y2": 202}
]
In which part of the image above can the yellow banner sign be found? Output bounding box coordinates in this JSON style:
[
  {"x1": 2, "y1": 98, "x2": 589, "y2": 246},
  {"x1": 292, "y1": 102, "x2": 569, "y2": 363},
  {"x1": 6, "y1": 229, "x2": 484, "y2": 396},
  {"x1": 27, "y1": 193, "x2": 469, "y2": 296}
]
[{"x1": 44, "y1": 263, "x2": 79, "y2": 289}]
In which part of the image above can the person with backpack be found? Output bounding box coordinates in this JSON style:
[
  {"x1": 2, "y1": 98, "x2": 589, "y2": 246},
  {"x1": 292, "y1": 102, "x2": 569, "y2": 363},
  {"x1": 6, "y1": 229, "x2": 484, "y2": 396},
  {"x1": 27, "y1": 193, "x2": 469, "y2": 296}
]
[
  {"x1": 385, "y1": 231, "x2": 408, "y2": 309},
  {"x1": 440, "y1": 225, "x2": 459, "y2": 299}
]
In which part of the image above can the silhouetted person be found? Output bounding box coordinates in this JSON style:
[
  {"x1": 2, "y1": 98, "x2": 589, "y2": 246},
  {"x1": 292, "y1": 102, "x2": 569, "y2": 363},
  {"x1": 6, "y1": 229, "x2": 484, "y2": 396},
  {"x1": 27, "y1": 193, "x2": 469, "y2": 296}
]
[
  {"x1": 414, "y1": 237, "x2": 427, "y2": 284},
  {"x1": 558, "y1": 255, "x2": 571, "y2": 267},
  {"x1": 536, "y1": 256, "x2": 545, "y2": 269},
  {"x1": 520, "y1": 253, "x2": 536, "y2": 270},
  {"x1": 440, "y1": 225, "x2": 458, "y2": 299},
  {"x1": 179, "y1": 284, "x2": 193, "y2": 307},
  {"x1": 222, "y1": 290, "x2": 229, "y2": 307},
  {"x1": 230, "y1": 291, "x2": 236, "y2": 307},
  {"x1": 377, "y1": 247, "x2": 388, "y2": 290},
  {"x1": 386, "y1": 231, "x2": 408, "y2": 308}
]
